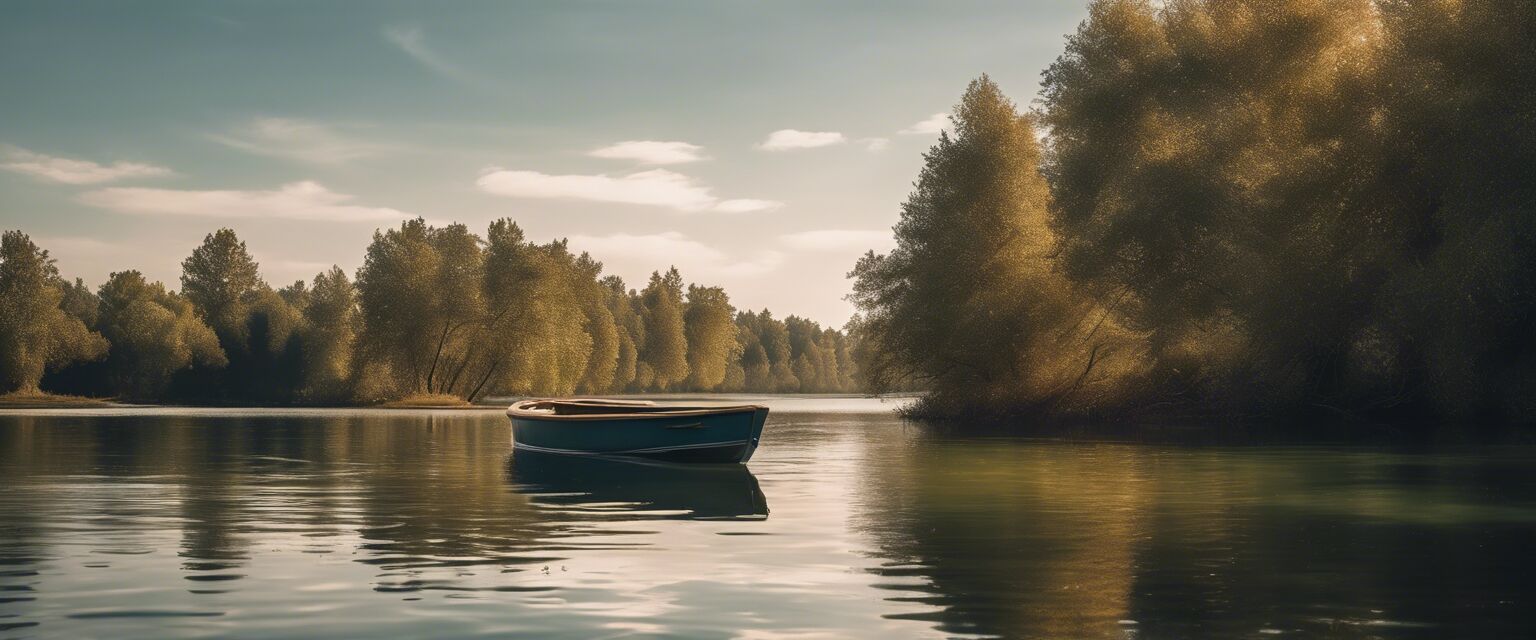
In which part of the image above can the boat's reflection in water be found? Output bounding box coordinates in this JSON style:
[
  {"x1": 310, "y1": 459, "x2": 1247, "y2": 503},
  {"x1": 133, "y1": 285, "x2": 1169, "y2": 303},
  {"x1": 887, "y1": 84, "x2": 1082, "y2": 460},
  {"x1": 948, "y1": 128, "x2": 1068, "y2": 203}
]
[{"x1": 507, "y1": 449, "x2": 769, "y2": 521}]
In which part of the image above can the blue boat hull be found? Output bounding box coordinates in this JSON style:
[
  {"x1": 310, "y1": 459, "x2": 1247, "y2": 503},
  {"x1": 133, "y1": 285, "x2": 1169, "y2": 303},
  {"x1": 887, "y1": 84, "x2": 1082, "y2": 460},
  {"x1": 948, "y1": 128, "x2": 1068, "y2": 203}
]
[{"x1": 507, "y1": 403, "x2": 769, "y2": 463}]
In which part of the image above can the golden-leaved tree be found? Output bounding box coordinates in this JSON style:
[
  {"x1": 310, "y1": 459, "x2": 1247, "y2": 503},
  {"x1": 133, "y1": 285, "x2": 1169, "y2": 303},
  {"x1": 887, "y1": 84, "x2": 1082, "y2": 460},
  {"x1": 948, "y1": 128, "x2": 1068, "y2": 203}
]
[
  {"x1": 850, "y1": 77, "x2": 1142, "y2": 418},
  {"x1": 0, "y1": 231, "x2": 107, "y2": 393}
]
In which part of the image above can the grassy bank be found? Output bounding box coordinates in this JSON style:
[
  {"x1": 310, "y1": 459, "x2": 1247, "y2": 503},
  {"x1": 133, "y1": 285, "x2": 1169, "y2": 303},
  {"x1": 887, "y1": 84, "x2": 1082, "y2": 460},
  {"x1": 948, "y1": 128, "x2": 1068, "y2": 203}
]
[
  {"x1": 374, "y1": 393, "x2": 487, "y2": 409},
  {"x1": 0, "y1": 390, "x2": 494, "y2": 410},
  {"x1": 0, "y1": 391, "x2": 115, "y2": 409}
]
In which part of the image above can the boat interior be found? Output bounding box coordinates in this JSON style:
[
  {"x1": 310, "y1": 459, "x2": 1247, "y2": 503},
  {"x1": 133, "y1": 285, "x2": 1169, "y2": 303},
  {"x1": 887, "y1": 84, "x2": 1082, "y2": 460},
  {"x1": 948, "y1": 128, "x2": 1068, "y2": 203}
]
[{"x1": 510, "y1": 399, "x2": 761, "y2": 417}]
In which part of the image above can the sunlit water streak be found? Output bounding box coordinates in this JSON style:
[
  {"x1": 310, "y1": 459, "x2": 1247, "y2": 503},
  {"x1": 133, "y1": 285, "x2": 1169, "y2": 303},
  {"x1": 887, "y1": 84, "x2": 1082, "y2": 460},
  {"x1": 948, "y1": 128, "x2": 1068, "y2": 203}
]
[{"x1": 2, "y1": 397, "x2": 1535, "y2": 638}]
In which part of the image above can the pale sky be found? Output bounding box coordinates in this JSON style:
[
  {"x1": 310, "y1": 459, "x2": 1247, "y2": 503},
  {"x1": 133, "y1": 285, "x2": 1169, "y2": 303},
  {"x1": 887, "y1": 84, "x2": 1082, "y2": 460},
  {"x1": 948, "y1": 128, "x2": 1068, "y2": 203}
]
[{"x1": 0, "y1": 1, "x2": 1089, "y2": 326}]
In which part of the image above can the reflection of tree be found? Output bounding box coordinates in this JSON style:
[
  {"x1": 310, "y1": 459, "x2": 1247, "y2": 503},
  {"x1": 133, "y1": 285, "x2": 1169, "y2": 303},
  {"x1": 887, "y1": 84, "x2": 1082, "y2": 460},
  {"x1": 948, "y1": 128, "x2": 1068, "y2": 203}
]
[
  {"x1": 333, "y1": 414, "x2": 556, "y2": 590},
  {"x1": 4, "y1": 416, "x2": 261, "y2": 585},
  {"x1": 1123, "y1": 453, "x2": 1536, "y2": 637},
  {"x1": 176, "y1": 420, "x2": 251, "y2": 583},
  {"x1": 856, "y1": 427, "x2": 1147, "y2": 638},
  {"x1": 859, "y1": 429, "x2": 1536, "y2": 638},
  {"x1": 0, "y1": 417, "x2": 52, "y2": 580},
  {"x1": 0, "y1": 412, "x2": 567, "y2": 596}
]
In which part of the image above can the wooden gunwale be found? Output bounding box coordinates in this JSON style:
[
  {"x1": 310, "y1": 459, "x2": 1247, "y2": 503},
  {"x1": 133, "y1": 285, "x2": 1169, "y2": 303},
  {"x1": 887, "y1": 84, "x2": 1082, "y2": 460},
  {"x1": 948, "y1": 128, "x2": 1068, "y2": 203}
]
[{"x1": 506, "y1": 399, "x2": 768, "y2": 421}]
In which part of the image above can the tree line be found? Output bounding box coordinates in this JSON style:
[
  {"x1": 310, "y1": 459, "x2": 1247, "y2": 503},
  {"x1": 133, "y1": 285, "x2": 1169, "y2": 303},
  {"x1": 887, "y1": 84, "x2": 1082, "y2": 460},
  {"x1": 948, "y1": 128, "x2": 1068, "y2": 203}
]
[
  {"x1": 0, "y1": 220, "x2": 862, "y2": 403},
  {"x1": 852, "y1": 0, "x2": 1535, "y2": 426}
]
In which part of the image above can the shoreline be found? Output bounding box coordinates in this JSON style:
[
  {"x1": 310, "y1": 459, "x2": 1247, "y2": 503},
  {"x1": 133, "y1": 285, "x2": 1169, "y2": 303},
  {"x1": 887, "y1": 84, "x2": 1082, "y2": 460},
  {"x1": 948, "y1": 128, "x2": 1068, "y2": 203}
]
[
  {"x1": 0, "y1": 391, "x2": 499, "y2": 411},
  {"x1": 0, "y1": 392, "x2": 116, "y2": 409},
  {"x1": 2, "y1": 394, "x2": 1531, "y2": 445},
  {"x1": 0, "y1": 391, "x2": 892, "y2": 412}
]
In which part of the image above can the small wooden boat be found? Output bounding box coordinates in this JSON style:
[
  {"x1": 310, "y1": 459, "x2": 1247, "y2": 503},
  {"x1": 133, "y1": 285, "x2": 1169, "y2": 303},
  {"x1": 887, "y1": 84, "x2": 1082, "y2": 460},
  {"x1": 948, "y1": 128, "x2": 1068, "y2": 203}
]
[{"x1": 505, "y1": 399, "x2": 769, "y2": 463}]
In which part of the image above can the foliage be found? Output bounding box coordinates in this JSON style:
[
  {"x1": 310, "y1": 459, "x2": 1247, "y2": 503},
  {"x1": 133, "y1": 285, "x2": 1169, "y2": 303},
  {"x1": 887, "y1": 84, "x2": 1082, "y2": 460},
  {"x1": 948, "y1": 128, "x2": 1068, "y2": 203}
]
[
  {"x1": 851, "y1": 77, "x2": 1142, "y2": 417},
  {"x1": 180, "y1": 228, "x2": 264, "y2": 347},
  {"x1": 683, "y1": 285, "x2": 738, "y2": 391},
  {"x1": 0, "y1": 231, "x2": 107, "y2": 393},
  {"x1": 95, "y1": 270, "x2": 225, "y2": 398},
  {"x1": 297, "y1": 266, "x2": 358, "y2": 403},
  {"x1": 854, "y1": 0, "x2": 1536, "y2": 426},
  {"x1": 355, "y1": 218, "x2": 442, "y2": 396},
  {"x1": 639, "y1": 268, "x2": 690, "y2": 391},
  {"x1": 3, "y1": 222, "x2": 864, "y2": 403},
  {"x1": 470, "y1": 221, "x2": 593, "y2": 398}
]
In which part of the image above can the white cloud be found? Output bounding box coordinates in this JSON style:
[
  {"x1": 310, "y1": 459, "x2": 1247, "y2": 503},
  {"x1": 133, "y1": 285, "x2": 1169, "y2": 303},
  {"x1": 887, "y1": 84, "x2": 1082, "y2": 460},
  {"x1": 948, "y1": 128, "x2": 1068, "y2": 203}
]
[
  {"x1": 0, "y1": 146, "x2": 174, "y2": 184},
  {"x1": 780, "y1": 229, "x2": 895, "y2": 252},
  {"x1": 899, "y1": 112, "x2": 950, "y2": 135},
  {"x1": 79, "y1": 181, "x2": 414, "y2": 223},
  {"x1": 384, "y1": 26, "x2": 495, "y2": 90},
  {"x1": 589, "y1": 140, "x2": 706, "y2": 165},
  {"x1": 568, "y1": 231, "x2": 784, "y2": 279},
  {"x1": 569, "y1": 231, "x2": 721, "y2": 264},
  {"x1": 862, "y1": 137, "x2": 891, "y2": 152},
  {"x1": 758, "y1": 129, "x2": 846, "y2": 151},
  {"x1": 713, "y1": 199, "x2": 783, "y2": 213},
  {"x1": 208, "y1": 118, "x2": 390, "y2": 164},
  {"x1": 476, "y1": 168, "x2": 781, "y2": 213}
]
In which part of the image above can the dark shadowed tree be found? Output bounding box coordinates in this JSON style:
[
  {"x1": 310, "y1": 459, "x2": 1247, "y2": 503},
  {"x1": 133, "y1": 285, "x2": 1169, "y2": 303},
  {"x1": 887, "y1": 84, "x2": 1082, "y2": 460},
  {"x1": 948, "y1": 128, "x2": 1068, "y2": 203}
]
[
  {"x1": 1370, "y1": 0, "x2": 1536, "y2": 422},
  {"x1": 277, "y1": 280, "x2": 310, "y2": 311},
  {"x1": 178, "y1": 228, "x2": 308, "y2": 402},
  {"x1": 242, "y1": 287, "x2": 305, "y2": 401},
  {"x1": 1038, "y1": 0, "x2": 1475, "y2": 419}
]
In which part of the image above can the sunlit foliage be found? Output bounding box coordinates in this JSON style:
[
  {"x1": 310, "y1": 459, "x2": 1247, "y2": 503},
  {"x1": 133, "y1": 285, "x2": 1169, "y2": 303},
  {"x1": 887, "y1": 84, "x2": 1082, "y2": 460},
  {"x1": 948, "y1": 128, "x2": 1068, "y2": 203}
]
[
  {"x1": 639, "y1": 268, "x2": 691, "y2": 391},
  {"x1": 851, "y1": 77, "x2": 1143, "y2": 417},
  {"x1": 355, "y1": 218, "x2": 445, "y2": 396},
  {"x1": 0, "y1": 231, "x2": 107, "y2": 393},
  {"x1": 5, "y1": 222, "x2": 862, "y2": 403},
  {"x1": 575, "y1": 255, "x2": 620, "y2": 394},
  {"x1": 473, "y1": 222, "x2": 593, "y2": 397},
  {"x1": 96, "y1": 270, "x2": 224, "y2": 398},
  {"x1": 683, "y1": 285, "x2": 738, "y2": 391},
  {"x1": 856, "y1": 0, "x2": 1535, "y2": 425},
  {"x1": 1042, "y1": 0, "x2": 1390, "y2": 415},
  {"x1": 735, "y1": 309, "x2": 860, "y2": 394},
  {"x1": 180, "y1": 229, "x2": 264, "y2": 348},
  {"x1": 297, "y1": 266, "x2": 358, "y2": 403}
]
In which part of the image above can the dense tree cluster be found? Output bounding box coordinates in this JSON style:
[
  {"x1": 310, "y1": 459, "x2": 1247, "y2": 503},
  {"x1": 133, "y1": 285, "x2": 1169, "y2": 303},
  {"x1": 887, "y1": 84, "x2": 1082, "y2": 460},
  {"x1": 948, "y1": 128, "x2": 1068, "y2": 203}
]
[
  {"x1": 853, "y1": 0, "x2": 1536, "y2": 426},
  {"x1": 0, "y1": 221, "x2": 862, "y2": 402},
  {"x1": 0, "y1": 232, "x2": 107, "y2": 393}
]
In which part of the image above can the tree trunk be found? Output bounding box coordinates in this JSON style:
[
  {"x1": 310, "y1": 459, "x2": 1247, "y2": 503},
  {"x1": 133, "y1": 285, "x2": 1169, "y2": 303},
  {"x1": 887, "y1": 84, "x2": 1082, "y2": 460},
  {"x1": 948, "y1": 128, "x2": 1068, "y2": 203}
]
[
  {"x1": 444, "y1": 352, "x2": 474, "y2": 397},
  {"x1": 467, "y1": 361, "x2": 500, "y2": 403},
  {"x1": 425, "y1": 321, "x2": 451, "y2": 393}
]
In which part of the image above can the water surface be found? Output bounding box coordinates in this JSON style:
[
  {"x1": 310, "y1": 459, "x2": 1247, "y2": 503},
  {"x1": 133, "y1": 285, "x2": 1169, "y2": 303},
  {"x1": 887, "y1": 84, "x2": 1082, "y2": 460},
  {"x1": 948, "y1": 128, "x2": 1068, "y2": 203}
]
[{"x1": 2, "y1": 397, "x2": 1534, "y2": 638}]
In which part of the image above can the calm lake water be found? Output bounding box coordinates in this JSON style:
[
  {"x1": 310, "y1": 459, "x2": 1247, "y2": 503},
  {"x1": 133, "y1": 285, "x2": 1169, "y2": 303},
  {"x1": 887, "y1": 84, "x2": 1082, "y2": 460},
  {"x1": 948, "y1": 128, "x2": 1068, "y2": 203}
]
[{"x1": 2, "y1": 396, "x2": 1534, "y2": 639}]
